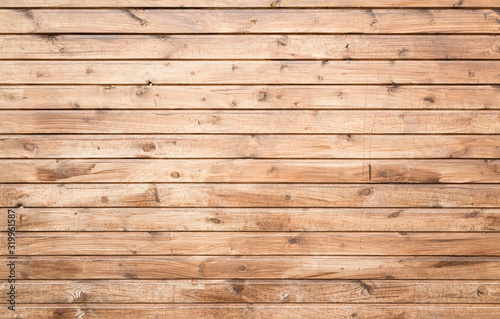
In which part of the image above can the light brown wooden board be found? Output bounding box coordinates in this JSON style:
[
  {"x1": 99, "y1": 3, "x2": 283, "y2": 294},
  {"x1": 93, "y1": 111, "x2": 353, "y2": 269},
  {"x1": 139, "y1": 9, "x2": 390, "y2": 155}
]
[
  {"x1": 1, "y1": 61, "x2": 499, "y2": 84},
  {"x1": 0, "y1": 85, "x2": 498, "y2": 110},
  {"x1": 1, "y1": 9, "x2": 499, "y2": 34},
  {"x1": 2, "y1": 135, "x2": 498, "y2": 159},
  {"x1": 2, "y1": 280, "x2": 499, "y2": 304},
  {"x1": 4, "y1": 208, "x2": 500, "y2": 232},
  {"x1": 1, "y1": 184, "x2": 498, "y2": 207},
  {"x1": 2, "y1": 35, "x2": 500, "y2": 60}
]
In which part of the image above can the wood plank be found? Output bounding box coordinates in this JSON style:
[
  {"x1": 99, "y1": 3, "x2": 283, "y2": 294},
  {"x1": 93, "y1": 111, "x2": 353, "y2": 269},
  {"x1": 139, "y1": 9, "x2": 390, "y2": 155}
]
[
  {"x1": 5, "y1": 232, "x2": 500, "y2": 256},
  {"x1": 5, "y1": 208, "x2": 500, "y2": 232},
  {"x1": 2, "y1": 111, "x2": 499, "y2": 134},
  {"x1": 1, "y1": 85, "x2": 498, "y2": 110},
  {"x1": 1, "y1": 61, "x2": 499, "y2": 84},
  {"x1": 3, "y1": 0, "x2": 498, "y2": 8},
  {"x1": 2, "y1": 256, "x2": 500, "y2": 279},
  {"x1": 2, "y1": 35, "x2": 499, "y2": 60},
  {"x1": 1, "y1": 159, "x2": 498, "y2": 183},
  {"x1": 1, "y1": 9, "x2": 498, "y2": 34},
  {"x1": 3, "y1": 280, "x2": 500, "y2": 304},
  {"x1": 1, "y1": 135, "x2": 498, "y2": 159},
  {"x1": 3, "y1": 304, "x2": 500, "y2": 319},
  {"x1": 1, "y1": 184, "x2": 498, "y2": 207}
]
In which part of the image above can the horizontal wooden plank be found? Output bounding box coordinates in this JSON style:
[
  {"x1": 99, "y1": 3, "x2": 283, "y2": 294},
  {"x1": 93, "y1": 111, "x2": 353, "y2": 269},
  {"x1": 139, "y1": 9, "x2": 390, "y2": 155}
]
[
  {"x1": 1, "y1": 61, "x2": 499, "y2": 84},
  {"x1": 2, "y1": 256, "x2": 500, "y2": 279},
  {"x1": 1, "y1": 135, "x2": 498, "y2": 159},
  {"x1": 5, "y1": 208, "x2": 500, "y2": 232},
  {"x1": 5, "y1": 232, "x2": 500, "y2": 256},
  {"x1": 2, "y1": 111, "x2": 499, "y2": 134},
  {"x1": 3, "y1": 280, "x2": 500, "y2": 304},
  {"x1": 1, "y1": 159, "x2": 498, "y2": 183},
  {"x1": 2, "y1": 35, "x2": 499, "y2": 60},
  {"x1": 1, "y1": 85, "x2": 499, "y2": 110},
  {"x1": 1, "y1": 9, "x2": 498, "y2": 34},
  {"x1": 1, "y1": 184, "x2": 498, "y2": 207},
  {"x1": 3, "y1": 304, "x2": 500, "y2": 319},
  {"x1": 3, "y1": 0, "x2": 498, "y2": 8}
]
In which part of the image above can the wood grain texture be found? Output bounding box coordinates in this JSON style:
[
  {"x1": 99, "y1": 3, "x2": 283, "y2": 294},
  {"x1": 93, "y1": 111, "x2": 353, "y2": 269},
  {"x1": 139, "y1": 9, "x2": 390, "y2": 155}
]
[
  {"x1": 4, "y1": 232, "x2": 500, "y2": 256},
  {"x1": 2, "y1": 111, "x2": 499, "y2": 134},
  {"x1": 4, "y1": 208, "x2": 500, "y2": 232},
  {"x1": 1, "y1": 184, "x2": 498, "y2": 208},
  {"x1": 1, "y1": 159, "x2": 498, "y2": 183},
  {"x1": 2, "y1": 256, "x2": 500, "y2": 279},
  {"x1": 3, "y1": 304, "x2": 500, "y2": 319},
  {"x1": 3, "y1": 35, "x2": 500, "y2": 60},
  {"x1": 1, "y1": 9, "x2": 499, "y2": 34},
  {"x1": 1, "y1": 61, "x2": 499, "y2": 84},
  {"x1": 2, "y1": 135, "x2": 498, "y2": 159},
  {"x1": 3, "y1": 0, "x2": 498, "y2": 8},
  {"x1": 1, "y1": 85, "x2": 498, "y2": 110},
  {"x1": 3, "y1": 280, "x2": 500, "y2": 304}
]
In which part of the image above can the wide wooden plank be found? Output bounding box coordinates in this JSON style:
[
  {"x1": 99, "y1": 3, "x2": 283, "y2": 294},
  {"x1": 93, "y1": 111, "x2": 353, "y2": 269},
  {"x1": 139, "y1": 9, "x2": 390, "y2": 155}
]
[
  {"x1": 1, "y1": 85, "x2": 498, "y2": 110},
  {"x1": 1, "y1": 61, "x2": 498, "y2": 84},
  {"x1": 2, "y1": 111, "x2": 499, "y2": 134},
  {"x1": 1, "y1": 9, "x2": 498, "y2": 34},
  {"x1": 1, "y1": 184, "x2": 498, "y2": 207},
  {"x1": 3, "y1": 280, "x2": 500, "y2": 304},
  {"x1": 2, "y1": 256, "x2": 500, "y2": 279},
  {"x1": 5, "y1": 232, "x2": 500, "y2": 256},
  {"x1": 3, "y1": 304, "x2": 500, "y2": 319},
  {"x1": 4, "y1": 208, "x2": 500, "y2": 232},
  {"x1": 3, "y1": 35, "x2": 499, "y2": 60},
  {"x1": 1, "y1": 135, "x2": 498, "y2": 159},
  {"x1": 1, "y1": 159, "x2": 498, "y2": 183},
  {"x1": 3, "y1": 0, "x2": 498, "y2": 8}
]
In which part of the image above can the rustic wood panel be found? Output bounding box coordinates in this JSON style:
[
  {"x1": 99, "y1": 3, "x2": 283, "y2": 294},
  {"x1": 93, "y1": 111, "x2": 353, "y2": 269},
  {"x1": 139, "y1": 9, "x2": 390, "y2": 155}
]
[
  {"x1": 1, "y1": 184, "x2": 498, "y2": 208},
  {"x1": 1, "y1": 9, "x2": 499, "y2": 34},
  {"x1": 0, "y1": 85, "x2": 498, "y2": 110},
  {"x1": 1, "y1": 159, "x2": 498, "y2": 183},
  {"x1": 2, "y1": 256, "x2": 500, "y2": 279},
  {"x1": 4, "y1": 232, "x2": 500, "y2": 256},
  {"x1": 2, "y1": 111, "x2": 499, "y2": 134},
  {"x1": 2, "y1": 280, "x2": 500, "y2": 304},
  {"x1": 4, "y1": 208, "x2": 500, "y2": 232},
  {"x1": 3, "y1": 35, "x2": 500, "y2": 60},
  {"x1": 2, "y1": 135, "x2": 498, "y2": 159},
  {"x1": 1, "y1": 61, "x2": 499, "y2": 84}
]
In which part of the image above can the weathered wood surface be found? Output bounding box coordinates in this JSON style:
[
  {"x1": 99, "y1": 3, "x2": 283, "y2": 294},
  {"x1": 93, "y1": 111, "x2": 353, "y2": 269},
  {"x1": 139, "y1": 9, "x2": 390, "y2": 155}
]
[
  {"x1": 4, "y1": 232, "x2": 500, "y2": 256},
  {"x1": 3, "y1": 208, "x2": 500, "y2": 232},
  {"x1": 2, "y1": 135, "x2": 498, "y2": 159},
  {"x1": 0, "y1": 85, "x2": 498, "y2": 110},
  {"x1": 1, "y1": 159, "x2": 498, "y2": 183},
  {"x1": 3, "y1": 35, "x2": 500, "y2": 60},
  {"x1": 1, "y1": 61, "x2": 499, "y2": 84},
  {"x1": 1, "y1": 184, "x2": 498, "y2": 207}
]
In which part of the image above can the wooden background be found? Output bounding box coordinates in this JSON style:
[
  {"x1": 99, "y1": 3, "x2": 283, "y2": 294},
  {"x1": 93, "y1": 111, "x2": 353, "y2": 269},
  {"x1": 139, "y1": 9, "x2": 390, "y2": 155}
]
[{"x1": 0, "y1": 1, "x2": 500, "y2": 318}]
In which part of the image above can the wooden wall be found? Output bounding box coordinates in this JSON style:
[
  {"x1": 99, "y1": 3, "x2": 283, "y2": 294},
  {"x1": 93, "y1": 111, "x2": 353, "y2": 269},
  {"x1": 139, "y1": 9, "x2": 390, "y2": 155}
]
[{"x1": 0, "y1": 1, "x2": 499, "y2": 318}]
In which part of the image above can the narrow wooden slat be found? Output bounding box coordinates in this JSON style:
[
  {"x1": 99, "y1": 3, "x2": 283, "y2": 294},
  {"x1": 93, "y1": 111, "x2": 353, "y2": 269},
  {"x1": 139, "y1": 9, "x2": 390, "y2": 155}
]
[
  {"x1": 3, "y1": 0, "x2": 498, "y2": 8},
  {"x1": 3, "y1": 304, "x2": 500, "y2": 319},
  {"x1": 1, "y1": 9, "x2": 499, "y2": 34},
  {"x1": 1, "y1": 184, "x2": 498, "y2": 207},
  {"x1": 1, "y1": 159, "x2": 498, "y2": 183},
  {"x1": 4, "y1": 232, "x2": 500, "y2": 256},
  {"x1": 1, "y1": 61, "x2": 498, "y2": 84},
  {"x1": 2, "y1": 111, "x2": 499, "y2": 134},
  {"x1": 2, "y1": 256, "x2": 500, "y2": 279},
  {"x1": 1, "y1": 135, "x2": 498, "y2": 159},
  {"x1": 4, "y1": 208, "x2": 500, "y2": 232},
  {"x1": 2, "y1": 35, "x2": 499, "y2": 60},
  {"x1": 1, "y1": 85, "x2": 498, "y2": 110},
  {"x1": 3, "y1": 280, "x2": 500, "y2": 304}
]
